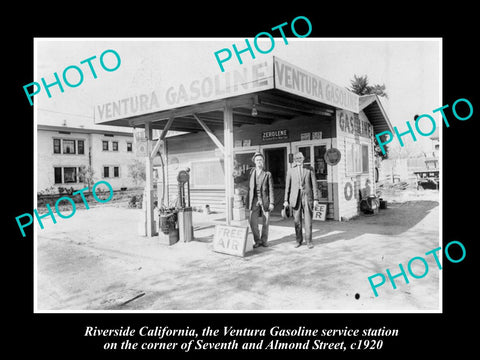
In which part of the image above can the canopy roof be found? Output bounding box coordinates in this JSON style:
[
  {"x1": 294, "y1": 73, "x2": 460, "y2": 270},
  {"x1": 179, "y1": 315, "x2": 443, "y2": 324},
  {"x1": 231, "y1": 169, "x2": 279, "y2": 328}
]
[
  {"x1": 94, "y1": 57, "x2": 392, "y2": 136},
  {"x1": 359, "y1": 94, "x2": 393, "y2": 134}
]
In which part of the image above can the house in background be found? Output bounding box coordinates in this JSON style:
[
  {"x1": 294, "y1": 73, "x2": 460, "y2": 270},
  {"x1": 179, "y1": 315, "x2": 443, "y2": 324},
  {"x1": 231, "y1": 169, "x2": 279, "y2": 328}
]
[
  {"x1": 37, "y1": 123, "x2": 138, "y2": 193},
  {"x1": 425, "y1": 129, "x2": 439, "y2": 170}
]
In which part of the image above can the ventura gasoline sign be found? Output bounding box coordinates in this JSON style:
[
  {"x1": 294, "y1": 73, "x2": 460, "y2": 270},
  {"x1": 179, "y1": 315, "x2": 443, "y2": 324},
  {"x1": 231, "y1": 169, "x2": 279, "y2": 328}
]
[
  {"x1": 94, "y1": 61, "x2": 274, "y2": 123},
  {"x1": 94, "y1": 56, "x2": 361, "y2": 124},
  {"x1": 274, "y1": 57, "x2": 359, "y2": 113}
]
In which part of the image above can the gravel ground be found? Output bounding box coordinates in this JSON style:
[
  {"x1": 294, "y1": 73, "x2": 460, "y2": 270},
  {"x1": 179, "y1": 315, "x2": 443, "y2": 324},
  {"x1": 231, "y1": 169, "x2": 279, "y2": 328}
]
[{"x1": 36, "y1": 189, "x2": 440, "y2": 312}]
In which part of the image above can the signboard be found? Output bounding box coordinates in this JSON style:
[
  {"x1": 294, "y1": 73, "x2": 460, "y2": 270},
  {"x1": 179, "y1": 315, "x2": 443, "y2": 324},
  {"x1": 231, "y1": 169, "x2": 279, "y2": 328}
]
[
  {"x1": 313, "y1": 203, "x2": 327, "y2": 221},
  {"x1": 213, "y1": 225, "x2": 249, "y2": 257},
  {"x1": 336, "y1": 109, "x2": 373, "y2": 138},
  {"x1": 312, "y1": 131, "x2": 322, "y2": 140},
  {"x1": 301, "y1": 132, "x2": 311, "y2": 141},
  {"x1": 95, "y1": 60, "x2": 274, "y2": 124},
  {"x1": 274, "y1": 57, "x2": 359, "y2": 113},
  {"x1": 95, "y1": 57, "x2": 363, "y2": 125},
  {"x1": 262, "y1": 129, "x2": 288, "y2": 142},
  {"x1": 135, "y1": 139, "x2": 148, "y2": 157},
  {"x1": 324, "y1": 148, "x2": 341, "y2": 166},
  {"x1": 177, "y1": 170, "x2": 190, "y2": 184}
]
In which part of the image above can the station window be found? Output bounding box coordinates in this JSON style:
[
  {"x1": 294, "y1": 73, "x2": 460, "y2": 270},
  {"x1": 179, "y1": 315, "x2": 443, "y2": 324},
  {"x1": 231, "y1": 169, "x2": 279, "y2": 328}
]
[
  {"x1": 127, "y1": 142, "x2": 133, "y2": 152},
  {"x1": 114, "y1": 166, "x2": 119, "y2": 177},
  {"x1": 191, "y1": 160, "x2": 225, "y2": 187},
  {"x1": 102, "y1": 141, "x2": 109, "y2": 151},
  {"x1": 362, "y1": 145, "x2": 369, "y2": 173},
  {"x1": 346, "y1": 142, "x2": 369, "y2": 174},
  {"x1": 103, "y1": 166, "x2": 110, "y2": 178},
  {"x1": 112, "y1": 141, "x2": 118, "y2": 151},
  {"x1": 233, "y1": 152, "x2": 256, "y2": 194}
]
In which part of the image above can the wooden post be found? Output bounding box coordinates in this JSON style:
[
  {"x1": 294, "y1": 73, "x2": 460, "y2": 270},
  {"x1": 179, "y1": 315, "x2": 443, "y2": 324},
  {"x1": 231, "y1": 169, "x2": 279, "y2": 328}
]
[
  {"x1": 145, "y1": 122, "x2": 156, "y2": 237},
  {"x1": 192, "y1": 113, "x2": 225, "y2": 154},
  {"x1": 224, "y1": 102, "x2": 234, "y2": 225},
  {"x1": 150, "y1": 116, "x2": 174, "y2": 159}
]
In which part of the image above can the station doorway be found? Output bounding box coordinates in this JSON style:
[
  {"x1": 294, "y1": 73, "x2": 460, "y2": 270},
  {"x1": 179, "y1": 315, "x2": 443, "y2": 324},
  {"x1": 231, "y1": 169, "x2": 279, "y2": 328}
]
[{"x1": 263, "y1": 145, "x2": 288, "y2": 213}]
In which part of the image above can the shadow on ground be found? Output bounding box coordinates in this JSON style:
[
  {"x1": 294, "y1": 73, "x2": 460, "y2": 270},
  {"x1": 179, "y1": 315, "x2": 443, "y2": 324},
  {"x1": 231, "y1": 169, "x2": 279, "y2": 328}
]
[{"x1": 194, "y1": 200, "x2": 439, "y2": 249}]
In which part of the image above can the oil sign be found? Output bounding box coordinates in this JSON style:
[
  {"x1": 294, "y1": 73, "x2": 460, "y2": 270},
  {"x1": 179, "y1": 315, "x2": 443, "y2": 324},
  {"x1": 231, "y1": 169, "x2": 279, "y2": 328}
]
[{"x1": 213, "y1": 225, "x2": 249, "y2": 257}]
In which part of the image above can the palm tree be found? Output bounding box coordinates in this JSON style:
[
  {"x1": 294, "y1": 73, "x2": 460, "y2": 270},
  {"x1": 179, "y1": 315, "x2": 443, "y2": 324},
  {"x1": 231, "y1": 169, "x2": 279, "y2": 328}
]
[
  {"x1": 349, "y1": 75, "x2": 389, "y2": 159},
  {"x1": 349, "y1": 75, "x2": 388, "y2": 99}
]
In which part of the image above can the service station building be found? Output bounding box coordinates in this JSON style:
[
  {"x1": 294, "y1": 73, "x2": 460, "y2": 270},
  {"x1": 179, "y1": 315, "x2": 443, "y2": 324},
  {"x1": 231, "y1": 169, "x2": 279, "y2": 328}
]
[{"x1": 95, "y1": 57, "x2": 393, "y2": 236}]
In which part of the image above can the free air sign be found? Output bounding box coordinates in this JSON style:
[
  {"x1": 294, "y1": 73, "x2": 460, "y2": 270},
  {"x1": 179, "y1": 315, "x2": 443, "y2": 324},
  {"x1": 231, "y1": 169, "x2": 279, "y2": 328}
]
[
  {"x1": 213, "y1": 225, "x2": 249, "y2": 257},
  {"x1": 313, "y1": 203, "x2": 327, "y2": 221}
]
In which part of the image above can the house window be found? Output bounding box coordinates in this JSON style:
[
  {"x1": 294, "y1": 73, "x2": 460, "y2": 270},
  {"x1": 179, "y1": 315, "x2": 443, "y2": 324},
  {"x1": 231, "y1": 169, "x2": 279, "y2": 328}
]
[
  {"x1": 127, "y1": 142, "x2": 133, "y2": 152},
  {"x1": 54, "y1": 167, "x2": 62, "y2": 184},
  {"x1": 114, "y1": 166, "x2": 119, "y2": 177},
  {"x1": 103, "y1": 166, "x2": 110, "y2": 178},
  {"x1": 63, "y1": 140, "x2": 76, "y2": 154},
  {"x1": 64, "y1": 167, "x2": 77, "y2": 183},
  {"x1": 53, "y1": 139, "x2": 61, "y2": 154},
  {"x1": 112, "y1": 141, "x2": 118, "y2": 151},
  {"x1": 78, "y1": 140, "x2": 85, "y2": 155},
  {"x1": 102, "y1": 141, "x2": 109, "y2": 151}
]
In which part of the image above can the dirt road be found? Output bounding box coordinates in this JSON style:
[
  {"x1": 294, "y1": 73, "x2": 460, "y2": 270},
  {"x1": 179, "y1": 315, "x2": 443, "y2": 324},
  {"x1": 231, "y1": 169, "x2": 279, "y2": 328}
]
[{"x1": 36, "y1": 190, "x2": 440, "y2": 311}]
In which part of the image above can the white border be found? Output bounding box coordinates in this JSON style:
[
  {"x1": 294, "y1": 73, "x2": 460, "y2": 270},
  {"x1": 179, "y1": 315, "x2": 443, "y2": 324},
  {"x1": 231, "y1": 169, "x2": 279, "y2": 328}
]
[{"x1": 34, "y1": 37, "x2": 443, "y2": 314}]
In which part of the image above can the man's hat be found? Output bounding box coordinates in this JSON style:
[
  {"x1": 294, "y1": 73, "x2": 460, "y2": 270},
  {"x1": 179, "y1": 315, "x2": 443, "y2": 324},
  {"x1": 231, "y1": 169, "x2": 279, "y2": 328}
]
[
  {"x1": 251, "y1": 152, "x2": 264, "y2": 162},
  {"x1": 281, "y1": 204, "x2": 291, "y2": 219}
]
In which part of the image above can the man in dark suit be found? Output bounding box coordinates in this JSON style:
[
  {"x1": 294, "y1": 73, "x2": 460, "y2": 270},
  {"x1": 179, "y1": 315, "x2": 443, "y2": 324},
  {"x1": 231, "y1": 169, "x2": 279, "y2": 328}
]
[
  {"x1": 246, "y1": 152, "x2": 274, "y2": 248},
  {"x1": 283, "y1": 152, "x2": 319, "y2": 249}
]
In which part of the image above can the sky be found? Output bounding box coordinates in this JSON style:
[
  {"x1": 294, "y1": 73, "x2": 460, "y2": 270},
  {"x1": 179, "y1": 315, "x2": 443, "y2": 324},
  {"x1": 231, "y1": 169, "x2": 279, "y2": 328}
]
[{"x1": 34, "y1": 38, "x2": 441, "y2": 153}]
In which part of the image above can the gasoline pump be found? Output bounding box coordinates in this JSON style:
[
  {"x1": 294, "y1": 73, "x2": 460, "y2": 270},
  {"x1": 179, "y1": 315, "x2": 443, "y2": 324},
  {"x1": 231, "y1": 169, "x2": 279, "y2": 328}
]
[{"x1": 177, "y1": 168, "x2": 194, "y2": 242}]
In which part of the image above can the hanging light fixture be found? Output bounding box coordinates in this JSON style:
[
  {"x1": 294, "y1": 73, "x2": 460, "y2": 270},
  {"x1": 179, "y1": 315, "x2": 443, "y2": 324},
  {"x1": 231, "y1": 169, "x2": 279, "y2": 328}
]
[{"x1": 251, "y1": 104, "x2": 258, "y2": 117}]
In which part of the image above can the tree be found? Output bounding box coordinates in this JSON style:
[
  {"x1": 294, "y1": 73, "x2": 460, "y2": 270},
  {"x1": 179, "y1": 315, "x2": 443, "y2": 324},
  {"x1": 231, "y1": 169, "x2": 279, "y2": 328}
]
[
  {"x1": 349, "y1": 75, "x2": 388, "y2": 98},
  {"x1": 78, "y1": 165, "x2": 95, "y2": 191},
  {"x1": 350, "y1": 74, "x2": 389, "y2": 159},
  {"x1": 128, "y1": 159, "x2": 146, "y2": 185}
]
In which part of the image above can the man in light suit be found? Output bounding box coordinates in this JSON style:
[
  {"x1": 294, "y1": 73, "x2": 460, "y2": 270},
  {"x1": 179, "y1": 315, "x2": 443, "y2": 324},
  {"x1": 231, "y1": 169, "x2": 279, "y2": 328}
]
[
  {"x1": 283, "y1": 152, "x2": 319, "y2": 249},
  {"x1": 246, "y1": 152, "x2": 275, "y2": 248}
]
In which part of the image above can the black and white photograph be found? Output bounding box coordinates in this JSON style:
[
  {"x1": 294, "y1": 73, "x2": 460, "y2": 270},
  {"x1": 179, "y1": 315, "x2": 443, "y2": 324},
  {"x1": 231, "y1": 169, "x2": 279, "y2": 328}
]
[
  {"x1": 31, "y1": 38, "x2": 442, "y2": 312},
  {"x1": 7, "y1": 6, "x2": 478, "y2": 356}
]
